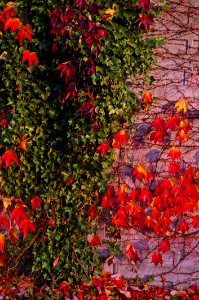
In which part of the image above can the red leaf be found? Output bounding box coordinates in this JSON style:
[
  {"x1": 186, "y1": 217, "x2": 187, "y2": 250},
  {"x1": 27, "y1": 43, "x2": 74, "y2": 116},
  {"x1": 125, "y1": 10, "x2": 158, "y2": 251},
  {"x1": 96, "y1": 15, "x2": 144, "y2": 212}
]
[
  {"x1": 85, "y1": 59, "x2": 96, "y2": 76},
  {"x1": 139, "y1": 187, "x2": 152, "y2": 204},
  {"x1": 112, "y1": 130, "x2": 129, "y2": 149},
  {"x1": 4, "y1": 17, "x2": 21, "y2": 32},
  {"x1": 112, "y1": 207, "x2": 128, "y2": 228},
  {"x1": 20, "y1": 218, "x2": 36, "y2": 238},
  {"x1": 11, "y1": 207, "x2": 28, "y2": 226},
  {"x1": 151, "y1": 117, "x2": 165, "y2": 131},
  {"x1": 151, "y1": 252, "x2": 162, "y2": 266},
  {"x1": 102, "y1": 195, "x2": 114, "y2": 209},
  {"x1": 139, "y1": 0, "x2": 150, "y2": 11},
  {"x1": 56, "y1": 62, "x2": 76, "y2": 83},
  {"x1": 31, "y1": 196, "x2": 43, "y2": 210},
  {"x1": 90, "y1": 235, "x2": 101, "y2": 247},
  {"x1": 64, "y1": 178, "x2": 74, "y2": 184},
  {"x1": 167, "y1": 147, "x2": 181, "y2": 160},
  {"x1": 0, "y1": 119, "x2": 9, "y2": 128},
  {"x1": 61, "y1": 82, "x2": 77, "y2": 103},
  {"x1": 184, "y1": 166, "x2": 195, "y2": 183},
  {"x1": 138, "y1": 14, "x2": 154, "y2": 30},
  {"x1": 192, "y1": 215, "x2": 199, "y2": 228},
  {"x1": 166, "y1": 115, "x2": 180, "y2": 130},
  {"x1": 0, "y1": 216, "x2": 10, "y2": 228},
  {"x1": 168, "y1": 162, "x2": 181, "y2": 175},
  {"x1": 150, "y1": 129, "x2": 167, "y2": 143},
  {"x1": 14, "y1": 24, "x2": 34, "y2": 46},
  {"x1": 97, "y1": 142, "x2": 109, "y2": 155},
  {"x1": 177, "y1": 221, "x2": 189, "y2": 234},
  {"x1": 22, "y1": 50, "x2": 38, "y2": 67},
  {"x1": 92, "y1": 277, "x2": 103, "y2": 288},
  {"x1": 97, "y1": 28, "x2": 108, "y2": 40},
  {"x1": 125, "y1": 244, "x2": 140, "y2": 262},
  {"x1": 0, "y1": 149, "x2": 20, "y2": 168},
  {"x1": 87, "y1": 205, "x2": 99, "y2": 219},
  {"x1": 73, "y1": 0, "x2": 88, "y2": 10},
  {"x1": 158, "y1": 239, "x2": 170, "y2": 253}
]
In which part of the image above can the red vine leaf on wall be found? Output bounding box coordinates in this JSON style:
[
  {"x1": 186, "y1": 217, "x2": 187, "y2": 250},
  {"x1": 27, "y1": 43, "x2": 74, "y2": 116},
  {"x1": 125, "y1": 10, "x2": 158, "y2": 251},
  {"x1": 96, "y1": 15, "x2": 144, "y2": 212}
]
[
  {"x1": 4, "y1": 17, "x2": 21, "y2": 32},
  {"x1": 14, "y1": 24, "x2": 34, "y2": 46},
  {"x1": 97, "y1": 142, "x2": 109, "y2": 155},
  {"x1": 10, "y1": 207, "x2": 28, "y2": 226},
  {"x1": 112, "y1": 130, "x2": 129, "y2": 149},
  {"x1": 138, "y1": 14, "x2": 154, "y2": 30},
  {"x1": 31, "y1": 196, "x2": 43, "y2": 210},
  {"x1": 151, "y1": 252, "x2": 163, "y2": 266},
  {"x1": 139, "y1": 0, "x2": 151, "y2": 11},
  {"x1": 22, "y1": 50, "x2": 38, "y2": 67},
  {"x1": 125, "y1": 244, "x2": 140, "y2": 262},
  {"x1": 90, "y1": 235, "x2": 101, "y2": 247},
  {"x1": 20, "y1": 219, "x2": 36, "y2": 238},
  {"x1": 167, "y1": 146, "x2": 181, "y2": 160},
  {"x1": 0, "y1": 216, "x2": 10, "y2": 229},
  {"x1": 142, "y1": 91, "x2": 153, "y2": 104},
  {"x1": 0, "y1": 149, "x2": 20, "y2": 168}
]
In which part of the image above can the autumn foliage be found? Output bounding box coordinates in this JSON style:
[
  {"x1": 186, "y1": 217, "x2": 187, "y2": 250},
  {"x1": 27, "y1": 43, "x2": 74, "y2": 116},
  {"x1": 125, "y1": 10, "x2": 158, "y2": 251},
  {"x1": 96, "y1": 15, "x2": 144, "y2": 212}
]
[{"x1": 0, "y1": 0, "x2": 198, "y2": 298}]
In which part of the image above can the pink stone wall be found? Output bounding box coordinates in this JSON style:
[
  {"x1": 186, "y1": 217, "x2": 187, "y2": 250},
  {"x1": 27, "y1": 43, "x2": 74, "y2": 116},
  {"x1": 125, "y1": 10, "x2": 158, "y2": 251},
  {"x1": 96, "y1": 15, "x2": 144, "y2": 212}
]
[{"x1": 102, "y1": 0, "x2": 199, "y2": 289}]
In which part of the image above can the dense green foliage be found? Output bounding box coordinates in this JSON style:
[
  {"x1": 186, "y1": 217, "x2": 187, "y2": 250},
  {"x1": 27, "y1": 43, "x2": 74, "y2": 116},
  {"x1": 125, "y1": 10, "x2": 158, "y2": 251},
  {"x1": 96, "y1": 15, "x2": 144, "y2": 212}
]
[{"x1": 0, "y1": 0, "x2": 160, "y2": 284}]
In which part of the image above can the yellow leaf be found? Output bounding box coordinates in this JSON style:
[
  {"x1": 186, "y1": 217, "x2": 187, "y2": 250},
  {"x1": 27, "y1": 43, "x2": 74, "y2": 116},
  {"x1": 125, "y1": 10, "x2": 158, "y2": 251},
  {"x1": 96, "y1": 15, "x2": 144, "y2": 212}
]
[
  {"x1": 105, "y1": 3, "x2": 117, "y2": 19},
  {"x1": 2, "y1": 196, "x2": 11, "y2": 209},
  {"x1": 175, "y1": 98, "x2": 188, "y2": 113}
]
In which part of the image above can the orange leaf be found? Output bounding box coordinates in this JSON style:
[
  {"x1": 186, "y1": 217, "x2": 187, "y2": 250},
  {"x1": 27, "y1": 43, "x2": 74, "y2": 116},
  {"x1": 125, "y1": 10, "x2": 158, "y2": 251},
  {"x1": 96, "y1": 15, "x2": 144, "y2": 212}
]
[
  {"x1": 142, "y1": 91, "x2": 153, "y2": 104},
  {"x1": 167, "y1": 147, "x2": 181, "y2": 160},
  {"x1": 175, "y1": 98, "x2": 188, "y2": 113},
  {"x1": 9, "y1": 226, "x2": 19, "y2": 244},
  {"x1": 18, "y1": 135, "x2": 29, "y2": 152},
  {"x1": 0, "y1": 254, "x2": 8, "y2": 267},
  {"x1": 2, "y1": 196, "x2": 12, "y2": 209},
  {"x1": 53, "y1": 256, "x2": 60, "y2": 268},
  {"x1": 0, "y1": 233, "x2": 5, "y2": 252},
  {"x1": 4, "y1": 17, "x2": 21, "y2": 32},
  {"x1": 133, "y1": 164, "x2": 153, "y2": 181}
]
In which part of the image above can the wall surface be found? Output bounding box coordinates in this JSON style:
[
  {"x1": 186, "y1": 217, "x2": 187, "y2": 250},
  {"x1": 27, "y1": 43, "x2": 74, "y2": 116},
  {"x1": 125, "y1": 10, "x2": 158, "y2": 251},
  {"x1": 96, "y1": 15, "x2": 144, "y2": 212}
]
[{"x1": 102, "y1": 0, "x2": 199, "y2": 289}]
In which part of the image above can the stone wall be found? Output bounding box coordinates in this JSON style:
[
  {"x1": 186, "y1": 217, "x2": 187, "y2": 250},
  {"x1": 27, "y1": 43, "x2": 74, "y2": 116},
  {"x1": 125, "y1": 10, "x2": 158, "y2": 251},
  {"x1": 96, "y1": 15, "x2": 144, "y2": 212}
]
[{"x1": 102, "y1": 0, "x2": 199, "y2": 289}]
